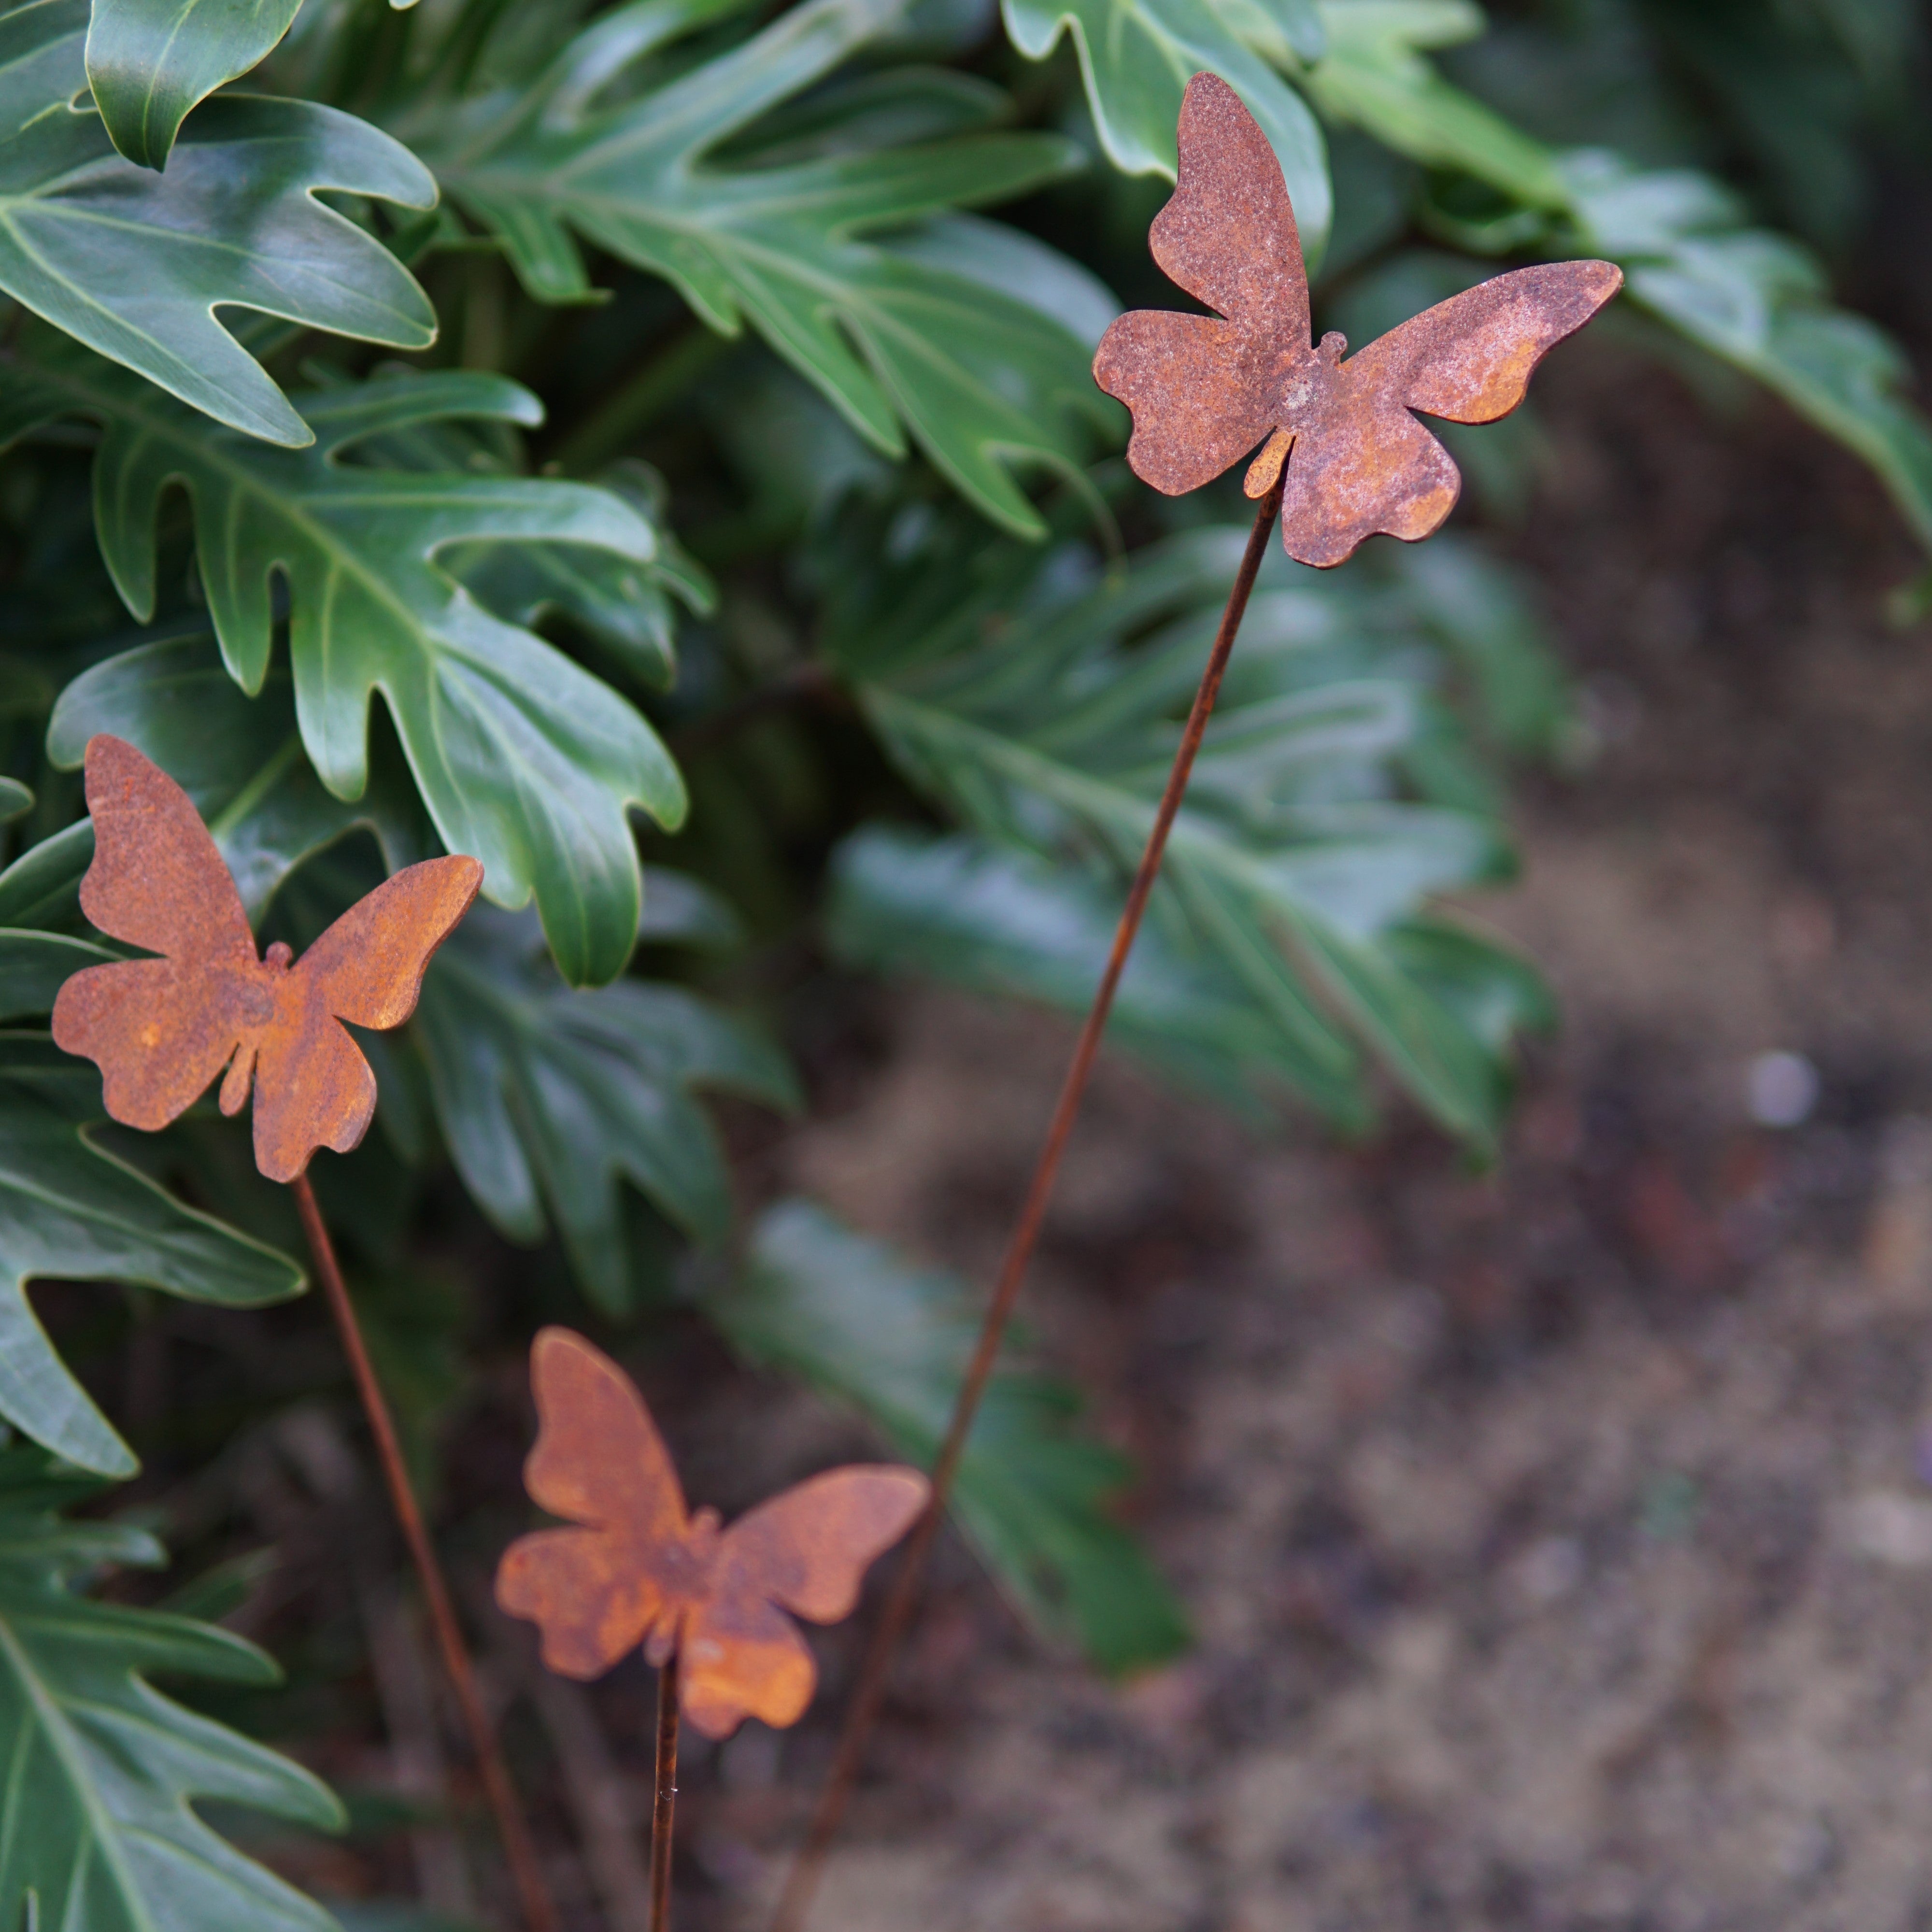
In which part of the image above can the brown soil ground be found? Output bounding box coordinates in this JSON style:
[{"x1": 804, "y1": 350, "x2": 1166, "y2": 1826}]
[
  {"x1": 222, "y1": 332, "x2": 1932, "y2": 1932},
  {"x1": 642, "y1": 346, "x2": 1932, "y2": 1932}
]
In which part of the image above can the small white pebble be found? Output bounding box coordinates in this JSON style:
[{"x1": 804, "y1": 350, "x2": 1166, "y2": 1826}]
[
  {"x1": 1845, "y1": 1490, "x2": 1932, "y2": 1567},
  {"x1": 1747, "y1": 1050, "x2": 1818, "y2": 1128}
]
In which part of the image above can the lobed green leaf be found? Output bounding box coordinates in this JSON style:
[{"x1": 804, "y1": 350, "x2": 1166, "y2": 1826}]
[
  {"x1": 827, "y1": 824, "x2": 1343, "y2": 1121},
  {"x1": 9, "y1": 337, "x2": 685, "y2": 985},
  {"x1": 86, "y1": 0, "x2": 304, "y2": 169},
  {"x1": 0, "y1": 0, "x2": 435, "y2": 443},
  {"x1": 0, "y1": 1442, "x2": 345, "y2": 1930},
  {"x1": 713, "y1": 1200, "x2": 1190, "y2": 1671},
  {"x1": 0, "y1": 1027, "x2": 304, "y2": 1476},
  {"x1": 817, "y1": 495, "x2": 1551, "y2": 1144},
  {"x1": 411, "y1": 907, "x2": 799, "y2": 1312},
  {"x1": 416, "y1": 0, "x2": 1120, "y2": 537}
]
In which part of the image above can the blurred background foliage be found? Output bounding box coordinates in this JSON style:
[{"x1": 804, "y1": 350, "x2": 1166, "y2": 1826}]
[{"x1": 0, "y1": 0, "x2": 1924, "y2": 1920}]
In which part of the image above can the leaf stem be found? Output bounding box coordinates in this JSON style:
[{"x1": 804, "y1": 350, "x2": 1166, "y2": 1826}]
[
  {"x1": 767, "y1": 473, "x2": 1287, "y2": 1932},
  {"x1": 290, "y1": 1172, "x2": 560, "y2": 1932}
]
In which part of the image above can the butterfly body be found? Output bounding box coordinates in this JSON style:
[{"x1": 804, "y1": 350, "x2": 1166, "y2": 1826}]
[
  {"x1": 1094, "y1": 73, "x2": 1621, "y2": 566},
  {"x1": 497, "y1": 1328, "x2": 929, "y2": 1739},
  {"x1": 52, "y1": 734, "x2": 481, "y2": 1182}
]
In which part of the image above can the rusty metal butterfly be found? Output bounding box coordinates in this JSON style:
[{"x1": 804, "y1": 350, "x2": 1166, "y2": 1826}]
[
  {"x1": 497, "y1": 1327, "x2": 930, "y2": 1740},
  {"x1": 51, "y1": 734, "x2": 481, "y2": 1182},
  {"x1": 1094, "y1": 72, "x2": 1622, "y2": 567}
]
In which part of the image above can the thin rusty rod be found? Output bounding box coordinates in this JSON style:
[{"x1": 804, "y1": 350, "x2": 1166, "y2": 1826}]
[
  {"x1": 769, "y1": 477, "x2": 1286, "y2": 1932},
  {"x1": 290, "y1": 1174, "x2": 560, "y2": 1932},
  {"x1": 651, "y1": 1652, "x2": 681, "y2": 1932}
]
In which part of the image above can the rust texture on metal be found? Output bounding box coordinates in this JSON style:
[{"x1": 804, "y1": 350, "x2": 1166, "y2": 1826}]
[
  {"x1": 769, "y1": 475, "x2": 1289, "y2": 1932},
  {"x1": 293, "y1": 1176, "x2": 560, "y2": 1932},
  {"x1": 52, "y1": 733, "x2": 481, "y2": 1183},
  {"x1": 48, "y1": 733, "x2": 554, "y2": 1930},
  {"x1": 1094, "y1": 71, "x2": 1621, "y2": 567},
  {"x1": 772, "y1": 74, "x2": 1624, "y2": 1932},
  {"x1": 497, "y1": 1327, "x2": 930, "y2": 1741},
  {"x1": 650, "y1": 1651, "x2": 681, "y2": 1932}
]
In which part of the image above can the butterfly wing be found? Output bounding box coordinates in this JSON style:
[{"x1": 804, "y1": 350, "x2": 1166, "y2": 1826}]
[
  {"x1": 288, "y1": 857, "x2": 483, "y2": 1029},
  {"x1": 51, "y1": 735, "x2": 262, "y2": 1131},
  {"x1": 1281, "y1": 260, "x2": 1622, "y2": 568},
  {"x1": 247, "y1": 1006, "x2": 379, "y2": 1183},
  {"x1": 1095, "y1": 313, "x2": 1287, "y2": 497},
  {"x1": 680, "y1": 1595, "x2": 816, "y2": 1739},
  {"x1": 247, "y1": 855, "x2": 482, "y2": 1182},
  {"x1": 1344, "y1": 261, "x2": 1622, "y2": 426},
  {"x1": 495, "y1": 1328, "x2": 691, "y2": 1679},
  {"x1": 1094, "y1": 72, "x2": 1310, "y2": 497},
  {"x1": 1279, "y1": 388, "x2": 1464, "y2": 569},
  {"x1": 1151, "y1": 72, "x2": 1309, "y2": 343},
  {"x1": 69, "y1": 733, "x2": 254, "y2": 960},
  {"x1": 497, "y1": 1525, "x2": 666, "y2": 1681},
  {"x1": 679, "y1": 1467, "x2": 930, "y2": 1739}
]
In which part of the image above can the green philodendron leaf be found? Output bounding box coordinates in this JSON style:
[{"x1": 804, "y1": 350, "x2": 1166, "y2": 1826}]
[
  {"x1": 1303, "y1": 0, "x2": 1932, "y2": 562},
  {"x1": 48, "y1": 629, "x2": 434, "y2": 921},
  {"x1": 827, "y1": 825, "x2": 1350, "y2": 1121},
  {"x1": 816, "y1": 495, "x2": 1549, "y2": 1145},
  {"x1": 0, "y1": 929, "x2": 115, "y2": 1020},
  {"x1": 635, "y1": 865, "x2": 744, "y2": 949},
  {"x1": 85, "y1": 0, "x2": 304, "y2": 169},
  {"x1": 5, "y1": 337, "x2": 686, "y2": 985},
  {"x1": 1305, "y1": 0, "x2": 1563, "y2": 204},
  {"x1": 418, "y1": 0, "x2": 1120, "y2": 538},
  {"x1": 0, "y1": 1443, "x2": 345, "y2": 1930},
  {"x1": 0, "y1": 819, "x2": 94, "y2": 935},
  {"x1": 1560, "y1": 150, "x2": 1932, "y2": 557},
  {"x1": 0, "y1": 0, "x2": 436, "y2": 445},
  {"x1": 1001, "y1": 0, "x2": 1331, "y2": 256},
  {"x1": 0, "y1": 1034, "x2": 305, "y2": 1475},
  {"x1": 713, "y1": 1200, "x2": 1189, "y2": 1672},
  {"x1": 405, "y1": 451, "x2": 710, "y2": 695},
  {"x1": 411, "y1": 907, "x2": 799, "y2": 1313}
]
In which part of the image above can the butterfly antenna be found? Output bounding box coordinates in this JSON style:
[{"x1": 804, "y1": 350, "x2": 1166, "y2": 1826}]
[
  {"x1": 291, "y1": 1175, "x2": 562, "y2": 1932},
  {"x1": 767, "y1": 471, "x2": 1287, "y2": 1932}
]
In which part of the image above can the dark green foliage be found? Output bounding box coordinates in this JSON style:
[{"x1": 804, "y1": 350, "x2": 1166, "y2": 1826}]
[
  {"x1": 0, "y1": 1037, "x2": 305, "y2": 1476},
  {"x1": 411, "y1": 904, "x2": 799, "y2": 1312},
  {"x1": 0, "y1": 0, "x2": 435, "y2": 442},
  {"x1": 815, "y1": 497, "x2": 1552, "y2": 1142},
  {"x1": 0, "y1": 0, "x2": 1918, "y2": 1912},
  {"x1": 7, "y1": 344, "x2": 687, "y2": 986},
  {"x1": 86, "y1": 0, "x2": 303, "y2": 168},
  {"x1": 414, "y1": 0, "x2": 1122, "y2": 536},
  {"x1": 0, "y1": 1443, "x2": 345, "y2": 1931},
  {"x1": 715, "y1": 1201, "x2": 1191, "y2": 1670}
]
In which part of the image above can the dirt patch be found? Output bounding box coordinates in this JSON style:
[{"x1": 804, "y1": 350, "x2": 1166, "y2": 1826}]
[{"x1": 657, "y1": 351, "x2": 1932, "y2": 1932}]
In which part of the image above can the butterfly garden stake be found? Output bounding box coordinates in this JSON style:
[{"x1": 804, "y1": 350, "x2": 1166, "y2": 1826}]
[
  {"x1": 497, "y1": 1326, "x2": 930, "y2": 1932},
  {"x1": 50, "y1": 733, "x2": 560, "y2": 1932},
  {"x1": 771, "y1": 70, "x2": 1622, "y2": 1932}
]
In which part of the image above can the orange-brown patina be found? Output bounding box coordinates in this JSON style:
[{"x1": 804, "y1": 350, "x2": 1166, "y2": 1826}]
[
  {"x1": 1094, "y1": 72, "x2": 1622, "y2": 566},
  {"x1": 497, "y1": 1327, "x2": 929, "y2": 1739},
  {"x1": 52, "y1": 734, "x2": 480, "y2": 1182}
]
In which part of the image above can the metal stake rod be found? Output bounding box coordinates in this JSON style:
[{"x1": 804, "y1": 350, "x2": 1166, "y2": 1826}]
[
  {"x1": 769, "y1": 477, "x2": 1285, "y2": 1932},
  {"x1": 292, "y1": 1174, "x2": 559, "y2": 1932},
  {"x1": 651, "y1": 1653, "x2": 682, "y2": 1932}
]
